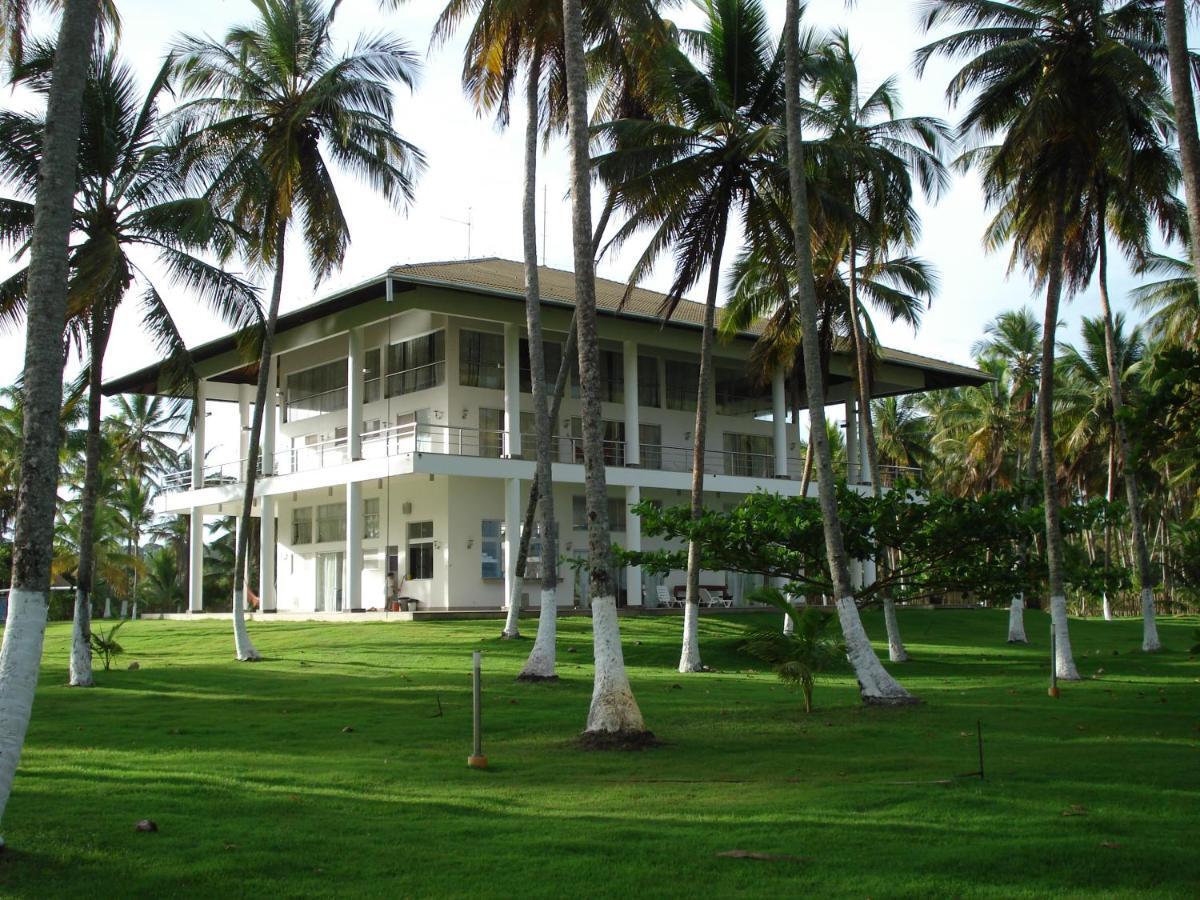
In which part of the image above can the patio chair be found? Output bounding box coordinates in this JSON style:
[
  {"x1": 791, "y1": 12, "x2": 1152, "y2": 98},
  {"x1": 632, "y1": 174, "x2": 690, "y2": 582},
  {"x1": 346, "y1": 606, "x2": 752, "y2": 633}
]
[
  {"x1": 698, "y1": 588, "x2": 717, "y2": 608},
  {"x1": 655, "y1": 585, "x2": 676, "y2": 609}
]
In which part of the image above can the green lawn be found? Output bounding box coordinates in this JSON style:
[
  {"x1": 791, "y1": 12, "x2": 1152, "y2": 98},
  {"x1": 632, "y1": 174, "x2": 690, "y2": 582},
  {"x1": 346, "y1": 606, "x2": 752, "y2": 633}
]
[{"x1": 0, "y1": 609, "x2": 1196, "y2": 898}]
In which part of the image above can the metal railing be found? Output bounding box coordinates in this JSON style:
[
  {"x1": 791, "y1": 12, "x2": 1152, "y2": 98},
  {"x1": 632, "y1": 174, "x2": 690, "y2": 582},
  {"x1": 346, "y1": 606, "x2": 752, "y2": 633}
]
[{"x1": 162, "y1": 422, "x2": 923, "y2": 493}]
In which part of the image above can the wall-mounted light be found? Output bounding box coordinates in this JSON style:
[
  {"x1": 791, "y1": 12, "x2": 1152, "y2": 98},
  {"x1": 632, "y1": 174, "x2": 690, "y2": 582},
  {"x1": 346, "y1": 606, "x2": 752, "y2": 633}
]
[
  {"x1": 466, "y1": 538, "x2": 474, "y2": 549},
  {"x1": 433, "y1": 539, "x2": 442, "y2": 550},
  {"x1": 433, "y1": 409, "x2": 445, "y2": 420},
  {"x1": 462, "y1": 408, "x2": 469, "y2": 420}
]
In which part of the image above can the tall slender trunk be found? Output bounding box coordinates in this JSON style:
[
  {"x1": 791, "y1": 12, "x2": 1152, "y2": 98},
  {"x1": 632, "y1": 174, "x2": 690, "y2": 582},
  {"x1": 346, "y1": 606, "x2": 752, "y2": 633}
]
[
  {"x1": 231, "y1": 225, "x2": 288, "y2": 662},
  {"x1": 1165, "y1": 0, "x2": 1200, "y2": 296},
  {"x1": 847, "y1": 241, "x2": 907, "y2": 662},
  {"x1": 562, "y1": 0, "x2": 647, "y2": 737},
  {"x1": 505, "y1": 191, "x2": 614, "y2": 634},
  {"x1": 679, "y1": 216, "x2": 727, "y2": 674},
  {"x1": 783, "y1": 0, "x2": 912, "y2": 704},
  {"x1": 1039, "y1": 206, "x2": 1079, "y2": 680},
  {"x1": 69, "y1": 307, "x2": 114, "y2": 687},
  {"x1": 784, "y1": 366, "x2": 804, "y2": 635},
  {"x1": 1095, "y1": 229, "x2": 1159, "y2": 649},
  {"x1": 0, "y1": 0, "x2": 101, "y2": 843},
  {"x1": 1102, "y1": 437, "x2": 1115, "y2": 621},
  {"x1": 518, "y1": 54, "x2": 560, "y2": 680}
]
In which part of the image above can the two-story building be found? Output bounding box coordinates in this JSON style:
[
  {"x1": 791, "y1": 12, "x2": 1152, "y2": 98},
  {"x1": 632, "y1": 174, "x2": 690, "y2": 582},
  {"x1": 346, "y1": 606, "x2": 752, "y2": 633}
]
[{"x1": 103, "y1": 257, "x2": 988, "y2": 615}]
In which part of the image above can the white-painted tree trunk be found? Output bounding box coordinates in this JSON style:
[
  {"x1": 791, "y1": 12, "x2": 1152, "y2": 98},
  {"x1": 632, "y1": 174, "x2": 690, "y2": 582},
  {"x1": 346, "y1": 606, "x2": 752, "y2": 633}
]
[
  {"x1": 0, "y1": 590, "x2": 50, "y2": 833},
  {"x1": 835, "y1": 597, "x2": 914, "y2": 704},
  {"x1": 68, "y1": 588, "x2": 93, "y2": 687},
  {"x1": 1140, "y1": 587, "x2": 1161, "y2": 652},
  {"x1": 102, "y1": 597, "x2": 111, "y2": 619},
  {"x1": 882, "y1": 597, "x2": 908, "y2": 663},
  {"x1": 585, "y1": 595, "x2": 646, "y2": 733},
  {"x1": 782, "y1": 610, "x2": 795, "y2": 635},
  {"x1": 502, "y1": 580, "x2": 521, "y2": 639},
  {"x1": 1007, "y1": 594, "x2": 1028, "y2": 643},
  {"x1": 232, "y1": 589, "x2": 261, "y2": 662},
  {"x1": 519, "y1": 589, "x2": 558, "y2": 679},
  {"x1": 1050, "y1": 594, "x2": 1081, "y2": 680},
  {"x1": 678, "y1": 599, "x2": 702, "y2": 673},
  {"x1": 1102, "y1": 593, "x2": 1113, "y2": 621}
]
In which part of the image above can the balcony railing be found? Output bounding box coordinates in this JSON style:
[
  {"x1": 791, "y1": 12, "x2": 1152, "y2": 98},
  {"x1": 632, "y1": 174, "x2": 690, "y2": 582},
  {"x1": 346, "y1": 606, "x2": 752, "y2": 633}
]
[{"x1": 163, "y1": 422, "x2": 922, "y2": 493}]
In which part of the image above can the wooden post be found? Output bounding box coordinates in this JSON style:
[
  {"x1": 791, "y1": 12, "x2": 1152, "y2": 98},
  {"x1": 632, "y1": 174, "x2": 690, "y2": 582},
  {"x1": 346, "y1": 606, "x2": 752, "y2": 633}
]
[{"x1": 468, "y1": 651, "x2": 488, "y2": 768}]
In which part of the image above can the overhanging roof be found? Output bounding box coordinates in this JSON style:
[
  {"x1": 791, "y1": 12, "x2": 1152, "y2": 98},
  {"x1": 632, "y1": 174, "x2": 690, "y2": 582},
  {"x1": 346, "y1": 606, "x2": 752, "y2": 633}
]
[{"x1": 102, "y1": 256, "x2": 991, "y2": 396}]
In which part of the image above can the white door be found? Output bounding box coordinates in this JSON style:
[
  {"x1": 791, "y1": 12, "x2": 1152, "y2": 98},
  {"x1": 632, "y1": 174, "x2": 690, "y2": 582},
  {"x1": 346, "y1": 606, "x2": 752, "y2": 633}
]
[{"x1": 316, "y1": 552, "x2": 344, "y2": 611}]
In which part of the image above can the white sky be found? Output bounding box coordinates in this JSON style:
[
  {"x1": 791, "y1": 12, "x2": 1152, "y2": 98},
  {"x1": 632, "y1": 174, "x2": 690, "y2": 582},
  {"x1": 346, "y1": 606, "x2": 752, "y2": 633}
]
[{"x1": 0, "y1": 0, "x2": 1186, "y2": 461}]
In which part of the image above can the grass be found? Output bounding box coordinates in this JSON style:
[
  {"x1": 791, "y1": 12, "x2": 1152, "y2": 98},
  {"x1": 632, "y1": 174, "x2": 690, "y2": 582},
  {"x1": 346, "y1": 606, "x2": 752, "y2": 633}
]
[{"x1": 0, "y1": 609, "x2": 1196, "y2": 898}]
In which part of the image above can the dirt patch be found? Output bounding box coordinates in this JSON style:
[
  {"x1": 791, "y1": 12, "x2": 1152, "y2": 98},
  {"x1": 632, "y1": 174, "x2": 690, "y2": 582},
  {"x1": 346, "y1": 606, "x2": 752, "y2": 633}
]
[
  {"x1": 576, "y1": 730, "x2": 661, "y2": 751},
  {"x1": 515, "y1": 673, "x2": 560, "y2": 683}
]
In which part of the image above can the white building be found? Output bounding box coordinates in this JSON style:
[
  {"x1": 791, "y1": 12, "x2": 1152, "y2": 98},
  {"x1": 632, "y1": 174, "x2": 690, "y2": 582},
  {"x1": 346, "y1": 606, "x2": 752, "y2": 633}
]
[{"x1": 104, "y1": 258, "x2": 987, "y2": 615}]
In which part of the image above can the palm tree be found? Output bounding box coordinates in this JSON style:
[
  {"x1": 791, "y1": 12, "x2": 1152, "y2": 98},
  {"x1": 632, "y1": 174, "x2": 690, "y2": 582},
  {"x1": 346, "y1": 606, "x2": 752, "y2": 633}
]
[
  {"x1": 1130, "y1": 252, "x2": 1199, "y2": 346},
  {"x1": 173, "y1": 0, "x2": 426, "y2": 661},
  {"x1": 0, "y1": 0, "x2": 105, "y2": 839},
  {"x1": 0, "y1": 42, "x2": 261, "y2": 687},
  {"x1": 1163, "y1": 0, "x2": 1200, "y2": 297},
  {"x1": 562, "y1": 0, "x2": 649, "y2": 738},
  {"x1": 105, "y1": 395, "x2": 190, "y2": 489},
  {"x1": 917, "y1": 0, "x2": 1174, "y2": 679},
  {"x1": 596, "y1": 0, "x2": 787, "y2": 674},
  {"x1": 783, "y1": 0, "x2": 913, "y2": 704}
]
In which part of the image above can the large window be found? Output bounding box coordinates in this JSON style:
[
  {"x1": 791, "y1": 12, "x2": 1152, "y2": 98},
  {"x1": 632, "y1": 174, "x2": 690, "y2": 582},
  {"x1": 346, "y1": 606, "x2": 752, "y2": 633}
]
[
  {"x1": 665, "y1": 361, "x2": 700, "y2": 410},
  {"x1": 639, "y1": 423, "x2": 662, "y2": 470},
  {"x1": 572, "y1": 496, "x2": 626, "y2": 532},
  {"x1": 723, "y1": 432, "x2": 773, "y2": 477},
  {"x1": 286, "y1": 359, "x2": 347, "y2": 422},
  {"x1": 387, "y1": 331, "x2": 445, "y2": 397},
  {"x1": 571, "y1": 348, "x2": 623, "y2": 403},
  {"x1": 715, "y1": 365, "x2": 771, "y2": 416},
  {"x1": 520, "y1": 411, "x2": 559, "y2": 453},
  {"x1": 460, "y1": 330, "x2": 505, "y2": 389},
  {"x1": 317, "y1": 502, "x2": 346, "y2": 542},
  {"x1": 407, "y1": 521, "x2": 434, "y2": 579},
  {"x1": 520, "y1": 338, "x2": 565, "y2": 393},
  {"x1": 479, "y1": 407, "x2": 504, "y2": 458},
  {"x1": 363, "y1": 498, "x2": 380, "y2": 539},
  {"x1": 638, "y1": 355, "x2": 660, "y2": 408},
  {"x1": 481, "y1": 519, "x2": 504, "y2": 579},
  {"x1": 292, "y1": 507, "x2": 312, "y2": 544},
  {"x1": 364, "y1": 348, "x2": 382, "y2": 403}
]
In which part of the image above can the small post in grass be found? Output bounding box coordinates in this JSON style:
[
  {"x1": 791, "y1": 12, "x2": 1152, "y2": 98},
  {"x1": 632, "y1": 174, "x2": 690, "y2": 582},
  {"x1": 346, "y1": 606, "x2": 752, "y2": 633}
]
[
  {"x1": 468, "y1": 651, "x2": 488, "y2": 769},
  {"x1": 1048, "y1": 622, "x2": 1060, "y2": 698}
]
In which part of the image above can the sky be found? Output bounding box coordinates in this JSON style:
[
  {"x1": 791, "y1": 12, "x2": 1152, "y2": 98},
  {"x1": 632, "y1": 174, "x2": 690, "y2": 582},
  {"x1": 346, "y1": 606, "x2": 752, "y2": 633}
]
[{"x1": 0, "y1": 0, "x2": 1185, "y2": 460}]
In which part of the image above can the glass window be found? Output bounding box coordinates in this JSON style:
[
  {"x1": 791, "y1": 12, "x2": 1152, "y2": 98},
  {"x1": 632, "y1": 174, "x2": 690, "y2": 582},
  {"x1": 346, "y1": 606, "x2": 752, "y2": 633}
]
[
  {"x1": 572, "y1": 496, "x2": 625, "y2": 531},
  {"x1": 292, "y1": 507, "x2": 312, "y2": 544},
  {"x1": 364, "y1": 348, "x2": 381, "y2": 403},
  {"x1": 481, "y1": 519, "x2": 504, "y2": 579},
  {"x1": 520, "y1": 411, "x2": 559, "y2": 453},
  {"x1": 364, "y1": 497, "x2": 380, "y2": 539},
  {"x1": 571, "y1": 348, "x2": 623, "y2": 402},
  {"x1": 285, "y1": 359, "x2": 347, "y2": 422},
  {"x1": 570, "y1": 418, "x2": 625, "y2": 466},
  {"x1": 459, "y1": 330, "x2": 505, "y2": 389},
  {"x1": 479, "y1": 407, "x2": 503, "y2": 458},
  {"x1": 638, "y1": 355, "x2": 660, "y2": 408},
  {"x1": 639, "y1": 423, "x2": 662, "y2": 470},
  {"x1": 387, "y1": 331, "x2": 445, "y2": 397},
  {"x1": 715, "y1": 365, "x2": 771, "y2": 416},
  {"x1": 723, "y1": 432, "x2": 773, "y2": 477},
  {"x1": 407, "y1": 521, "x2": 434, "y2": 579},
  {"x1": 317, "y1": 503, "x2": 346, "y2": 543},
  {"x1": 665, "y1": 361, "x2": 700, "y2": 410},
  {"x1": 520, "y1": 338, "x2": 565, "y2": 393}
]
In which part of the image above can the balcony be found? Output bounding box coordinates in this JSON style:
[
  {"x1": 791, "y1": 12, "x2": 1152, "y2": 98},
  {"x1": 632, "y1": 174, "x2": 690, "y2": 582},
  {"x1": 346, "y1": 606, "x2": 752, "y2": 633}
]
[{"x1": 163, "y1": 423, "x2": 921, "y2": 495}]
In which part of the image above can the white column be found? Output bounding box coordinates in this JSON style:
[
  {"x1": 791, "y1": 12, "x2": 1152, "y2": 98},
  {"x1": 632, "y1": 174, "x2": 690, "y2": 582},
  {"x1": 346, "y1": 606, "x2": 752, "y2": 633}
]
[
  {"x1": 347, "y1": 327, "x2": 364, "y2": 460},
  {"x1": 262, "y1": 355, "x2": 277, "y2": 476},
  {"x1": 345, "y1": 481, "x2": 363, "y2": 611},
  {"x1": 503, "y1": 323, "x2": 522, "y2": 458},
  {"x1": 259, "y1": 495, "x2": 276, "y2": 611},
  {"x1": 503, "y1": 477, "x2": 521, "y2": 608},
  {"x1": 623, "y1": 340, "x2": 640, "y2": 467},
  {"x1": 845, "y1": 395, "x2": 859, "y2": 484},
  {"x1": 772, "y1": 368, "x2": 788, "y2": 478},
  {"x1": 626, "y1": 485, "x2": 642, "y2": 606},
  {"x1": 188, "y1": 508, "x2": 203, "y2": 612},
  {"x1": 191, "y1": 379, "x2": 206, "y2": 488}
]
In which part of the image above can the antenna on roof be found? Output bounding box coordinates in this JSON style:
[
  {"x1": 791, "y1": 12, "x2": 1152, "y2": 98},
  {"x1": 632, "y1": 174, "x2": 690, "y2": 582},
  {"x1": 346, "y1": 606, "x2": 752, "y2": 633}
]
[{"x1": 442, "y1": 207, "x2": 473, "y2": 259}]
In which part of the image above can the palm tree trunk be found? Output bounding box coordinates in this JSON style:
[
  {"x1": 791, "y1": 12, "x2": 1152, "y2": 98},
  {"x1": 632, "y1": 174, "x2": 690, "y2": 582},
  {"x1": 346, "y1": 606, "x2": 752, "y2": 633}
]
[
  {"x1": 230, "y1": 226, "x2": 288, "y2": 662},
  {"x1": 0, "y1": 0, "x2": 101, "y2": 841},
  {"x1": 848, "y1": 242, "x2": 907, "y2": 662},
  {"x1": 69, "y1": 308, "x2": 114, "y2": 687},
  {"x1": 679, "y1": 216, "x2": 727, "y2": 674},
  {"x1": 505, "y1": 191, "x2": 615, "y2": 636},
  {"x1": 518, "y1": 54, "x2": 560, "y2": 680},
  {"x1": 1165, "y1": 0, "x2": 1200, "y2": 296},
  {"x1": 562, "y1": 0, "x2": 647, "y2": 737},
  {"x1": 1039, "y1": 206, "x2": 1080, "y2": 680},
  {"x1": 783, "y1": 0, "x2": 912, "y2": 704},
  {"x1": 1095, "y1": 230, "x2": 1159, "y2": 648}
]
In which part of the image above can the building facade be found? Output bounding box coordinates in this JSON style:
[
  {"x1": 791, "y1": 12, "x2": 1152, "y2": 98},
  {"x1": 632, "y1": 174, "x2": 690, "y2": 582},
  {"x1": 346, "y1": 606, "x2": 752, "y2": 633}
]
[{"x1": 105, "y1": 258, "x2": 987, "y2": 614}]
